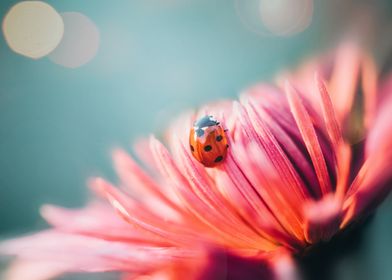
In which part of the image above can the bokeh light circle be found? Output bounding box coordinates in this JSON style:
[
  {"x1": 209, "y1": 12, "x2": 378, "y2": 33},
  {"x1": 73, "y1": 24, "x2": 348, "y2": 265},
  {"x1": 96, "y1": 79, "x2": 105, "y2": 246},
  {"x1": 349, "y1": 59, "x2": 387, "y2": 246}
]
[
  {"x1": 2, "y1": 1, "x2": 64, "y2": 59},
  {"x1": 259, "y1": 0, "x2": 313, "y2": 36},
  {"x1": 48, "y1": 12, "x2": 100, "y2": 68},
  {"x1": 235, "y1": 0, "x2": 313, "y2": 37}
]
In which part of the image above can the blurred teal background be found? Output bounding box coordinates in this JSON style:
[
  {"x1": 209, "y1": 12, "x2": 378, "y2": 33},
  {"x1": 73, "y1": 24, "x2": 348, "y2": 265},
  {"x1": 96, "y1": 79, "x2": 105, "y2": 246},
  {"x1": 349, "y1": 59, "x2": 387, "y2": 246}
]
[{"x1": 0, "y1": 1, "x2": 392, "y2": 279}]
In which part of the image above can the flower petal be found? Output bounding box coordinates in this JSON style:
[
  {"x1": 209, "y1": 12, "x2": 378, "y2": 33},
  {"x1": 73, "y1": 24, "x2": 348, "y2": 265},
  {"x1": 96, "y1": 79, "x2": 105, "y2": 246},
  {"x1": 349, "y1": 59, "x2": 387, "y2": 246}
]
[
  {"x1": 329, "y1": 41, "x2": 361, "y2": 124},
  {"x1": 1, "y1": 231, "x2": 198, "y2": 275},
  {"x1": 196, "y1": 249, "x2": 276, "y2": 280},
  {"x1": 40, "y1": 203, "x2": 170, "y2": 246},
  {"x1": 112, "y1": 148, "x2": 182, "y2": 222},
  {"x1": 343, "y1": 75, "x2": 392, "y2": 225},
  {"x1": 2, "y1": 260, "x2": 67, "y2": 280},
  {"x1": 361, "y1": 54, "x2": 378, "y2": 130},
  {"x1": 243, "y1": 91, "x2": 310, "y2": 207},
  {"x1": 149, "y1": 136, "x2": 275, "y2": 250},
  {"x1": 285, "y1": 81, "x2": 333, "y2": 196},
  {"x1": 314, "y1": 74, "x2": 351, "y2": 198},
  {"x1": 90, "y1": 177, "x2": 196, "y2": 246},
  {"x1": 303, "y1": 194, "x2": 343, "y2": 243},
  {"x1": 172, "y1": 135, "x2": 278, "y2": 250},
  {"x1": 242, "y1": 88, "x2": 323, "y2": 199}
]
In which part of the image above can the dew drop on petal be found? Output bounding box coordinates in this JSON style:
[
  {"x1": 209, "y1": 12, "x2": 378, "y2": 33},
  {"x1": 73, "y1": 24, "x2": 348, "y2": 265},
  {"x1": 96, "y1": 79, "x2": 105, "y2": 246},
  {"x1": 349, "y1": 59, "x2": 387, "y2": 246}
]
[
  {"x1": 48, "y1": 12, "x2": 100, "y2": 68},
  {"x1": 2, "y1": 1, "x2": 64, "y2": 59}
]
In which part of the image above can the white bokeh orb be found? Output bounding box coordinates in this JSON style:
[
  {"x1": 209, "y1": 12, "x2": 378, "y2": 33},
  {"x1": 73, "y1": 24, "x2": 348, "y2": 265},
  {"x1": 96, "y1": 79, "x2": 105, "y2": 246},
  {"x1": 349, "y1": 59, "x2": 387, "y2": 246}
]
[
  {"x1": 235, "y1": 0, "x2": 313, "y2": 37},
  {"x1": 48, "y1": 12, "x2": 100, "y2": 68},
  {"x1": 2, "y1": 1, "x2": 64, "y2": 59},
  {"x1": 259, "y1": 0, "x2": 313, "y2": 36}
]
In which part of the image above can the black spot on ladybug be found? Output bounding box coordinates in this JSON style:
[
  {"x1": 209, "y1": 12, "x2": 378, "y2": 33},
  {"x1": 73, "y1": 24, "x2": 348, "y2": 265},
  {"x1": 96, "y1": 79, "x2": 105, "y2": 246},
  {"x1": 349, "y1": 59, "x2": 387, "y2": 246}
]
[
  {"x1": 214, "y1": 155, "x2": 223, "y2": 163},
  {"x1": 190, "y1": 145, "x2": 195, "y2": 152},
  {"x1": 204, "y1": 145, "x2": 212, "y2": 152},
  {"x1": 216, "y1": 135, "x2": 223, "y2": 142},
  {"x1": 226, "y1": 144, "x2": 229, "y2": 148}
]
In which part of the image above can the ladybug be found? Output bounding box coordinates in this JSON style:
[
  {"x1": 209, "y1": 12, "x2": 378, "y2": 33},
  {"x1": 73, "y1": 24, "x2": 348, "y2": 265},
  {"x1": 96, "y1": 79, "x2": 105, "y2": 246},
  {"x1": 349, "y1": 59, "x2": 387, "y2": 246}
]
[{"x1": 189, "y1": 115, "x2": 229, "y2": 167}]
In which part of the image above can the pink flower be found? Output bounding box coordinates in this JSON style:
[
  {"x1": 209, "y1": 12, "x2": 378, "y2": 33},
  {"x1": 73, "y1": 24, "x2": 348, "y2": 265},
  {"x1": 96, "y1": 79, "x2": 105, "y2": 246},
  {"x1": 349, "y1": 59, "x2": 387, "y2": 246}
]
[{"x1": 2, "y1": 42, "x2": 392, "y2": 280}]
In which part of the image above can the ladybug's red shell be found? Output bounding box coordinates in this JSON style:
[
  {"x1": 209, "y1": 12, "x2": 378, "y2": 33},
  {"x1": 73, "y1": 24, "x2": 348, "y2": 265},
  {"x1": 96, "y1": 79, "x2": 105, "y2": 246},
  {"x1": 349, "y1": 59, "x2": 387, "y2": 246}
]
[{"x1": 189, "y1": 115, "x2": 229, "y2": 167}]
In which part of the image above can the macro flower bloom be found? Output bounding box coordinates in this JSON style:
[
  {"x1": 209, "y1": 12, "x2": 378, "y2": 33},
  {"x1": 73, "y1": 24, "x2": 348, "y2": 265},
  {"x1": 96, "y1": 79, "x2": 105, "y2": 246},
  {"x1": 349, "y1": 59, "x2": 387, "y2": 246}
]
[{"x1": 2, "y1": 42, "x2": 392, "y2": 280}]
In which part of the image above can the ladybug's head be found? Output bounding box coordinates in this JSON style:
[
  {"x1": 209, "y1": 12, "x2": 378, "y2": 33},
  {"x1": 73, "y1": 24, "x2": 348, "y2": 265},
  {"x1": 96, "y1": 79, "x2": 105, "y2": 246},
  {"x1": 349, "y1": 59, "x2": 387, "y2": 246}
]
[
  {"x1": 194, "y1": 115, "x2": 219, "y2": 128},
  {"x1": 193, "y1": 115, "x2": 220, "y2": 137}
]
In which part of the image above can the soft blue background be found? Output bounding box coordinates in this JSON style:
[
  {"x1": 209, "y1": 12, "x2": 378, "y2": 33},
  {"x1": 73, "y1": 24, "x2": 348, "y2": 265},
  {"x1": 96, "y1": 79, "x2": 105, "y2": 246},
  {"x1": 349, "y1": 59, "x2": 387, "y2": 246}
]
[{"x1": 0, "y1": 1, "x2": 392, "y2": 279}]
